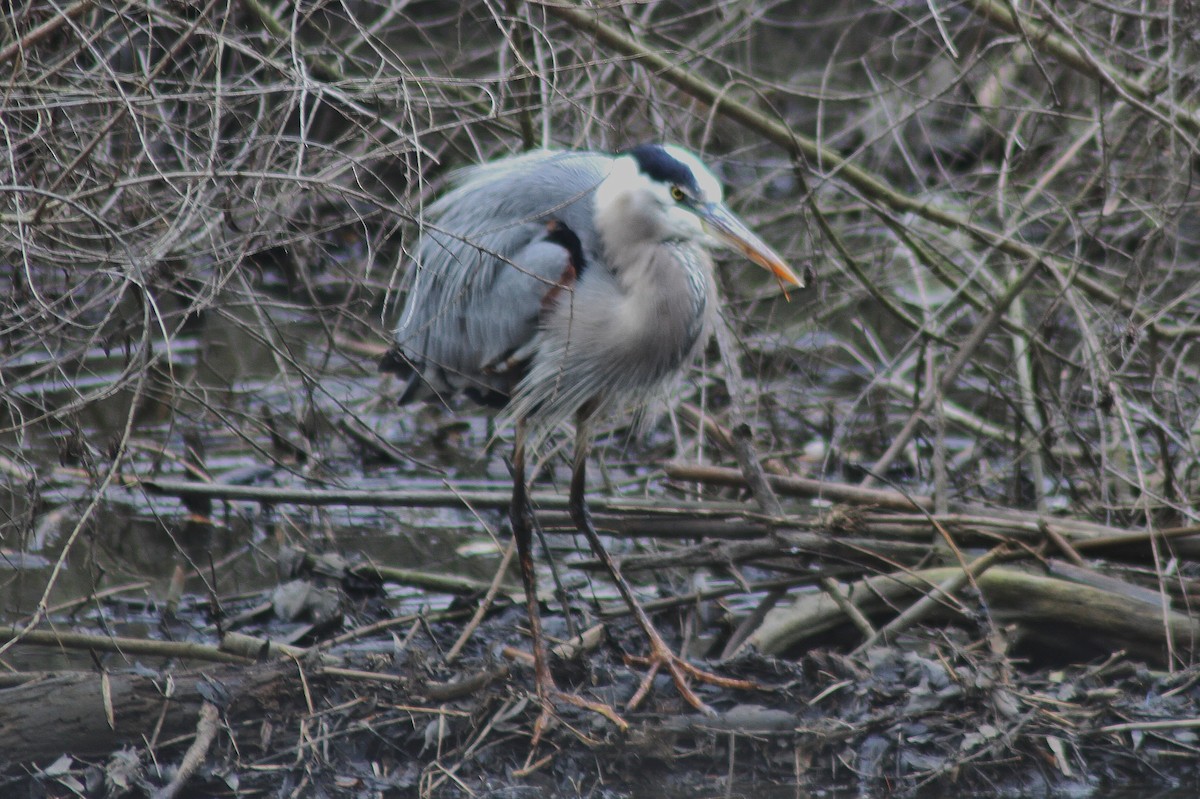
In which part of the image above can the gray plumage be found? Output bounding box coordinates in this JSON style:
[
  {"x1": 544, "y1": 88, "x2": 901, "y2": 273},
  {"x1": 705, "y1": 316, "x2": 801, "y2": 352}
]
[
  {"x1": 386, "y1": 144, "x2": 802, "y2": 444},
  {"x1": 389, "y1": 147, "x2": 725, "y2": 441},
  {"x1": 381, "y1": 143, "x2": 802, "y2": 720}
]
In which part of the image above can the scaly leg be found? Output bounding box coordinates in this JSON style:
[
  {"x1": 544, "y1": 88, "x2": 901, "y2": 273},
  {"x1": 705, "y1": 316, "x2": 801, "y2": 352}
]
[
  {"x1": 568, "y1": 415, "x2": 759, "y2": 714},
  {"x1": 510, "y1": 420, "x2": 627, "y2": 743}
]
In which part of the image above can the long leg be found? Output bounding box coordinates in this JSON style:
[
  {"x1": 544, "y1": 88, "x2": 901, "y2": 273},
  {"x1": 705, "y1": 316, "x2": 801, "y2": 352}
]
[
  {"x1": 568, "y1": 413, "x2": 759, "y2": 714},
  {"x1": 510, "y1": 419, "x2": 628, "y2": 740},
  {"x1": 510, "y1": 419, "x2": 554, "y2": 699}
]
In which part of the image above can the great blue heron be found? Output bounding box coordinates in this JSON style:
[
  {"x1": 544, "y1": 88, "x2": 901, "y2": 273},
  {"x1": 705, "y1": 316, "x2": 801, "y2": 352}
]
[{"x1": 382, "y1": 143, "x2": 803, "y2": 729}]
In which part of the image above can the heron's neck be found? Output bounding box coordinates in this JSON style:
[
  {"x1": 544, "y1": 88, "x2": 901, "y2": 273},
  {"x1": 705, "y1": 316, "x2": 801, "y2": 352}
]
[
  {"x1": 595, "y1": 184, "x2": 665, "y2": 256},
  {"x1": 591, "y1": 157, "x2": 711, "y2": 349}
]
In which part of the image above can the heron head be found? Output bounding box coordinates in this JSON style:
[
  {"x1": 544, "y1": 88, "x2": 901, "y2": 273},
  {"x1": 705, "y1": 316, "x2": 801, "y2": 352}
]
[{"x1": 607, "y1": 144, "x2": 804, "y2": 290}]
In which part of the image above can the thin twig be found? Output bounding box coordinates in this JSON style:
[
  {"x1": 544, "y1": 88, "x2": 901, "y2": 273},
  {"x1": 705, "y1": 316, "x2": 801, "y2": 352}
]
[{"x1": 152, "y1": 702, "x2": 221, "y2": 799}]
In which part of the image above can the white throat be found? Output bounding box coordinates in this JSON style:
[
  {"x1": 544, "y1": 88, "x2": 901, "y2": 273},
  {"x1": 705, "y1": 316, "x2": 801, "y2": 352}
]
[{"x1": 593, "y1": 155, "x2": 705, "y2": 266}]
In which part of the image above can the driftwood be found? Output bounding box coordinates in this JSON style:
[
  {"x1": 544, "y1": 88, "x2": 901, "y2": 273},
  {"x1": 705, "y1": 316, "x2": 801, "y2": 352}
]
[
  {"x1": 151, "y1": 700, "x2": 220, "y2": 799},
  {"x1": 586, "y1": 531, "x2": 927, "y2": 574},
  {"x1": 0, "y1": 625, "x2": 250, "y2": 665},
  {"x1": 0, "y1": 658, "x2": 510, "y2": 769},
  {"x1": 745, "y1": 565, "x2": 1200, "y2": 665},
  {"x1": 138, "y1": 478, "x2": 750, "y2": 517},
  {"x1": 665, "y1": 462, "x2": 1200, "y2": 557},
  {"x1": 0, "y1": 661, "x2": 299, "y2": 765}
]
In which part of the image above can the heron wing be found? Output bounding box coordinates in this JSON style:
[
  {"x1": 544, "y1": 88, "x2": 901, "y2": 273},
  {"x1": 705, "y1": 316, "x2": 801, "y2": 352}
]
[{"x1": 392, "y1": 150, "x2": 609, "y2": 404}]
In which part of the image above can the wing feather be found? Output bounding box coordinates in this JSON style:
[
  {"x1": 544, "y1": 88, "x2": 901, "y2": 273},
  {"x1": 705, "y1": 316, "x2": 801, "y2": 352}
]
[{"x1": 393, "y1": 150, "x2": 610, "y2": 402}]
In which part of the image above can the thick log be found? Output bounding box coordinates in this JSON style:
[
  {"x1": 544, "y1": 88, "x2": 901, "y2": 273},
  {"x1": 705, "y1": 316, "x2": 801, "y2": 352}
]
[
  {"x1": 0, "y1": 662, "x2": 300, "y2": 765},
  {"x1": 747, "y1": 566, "x2": 1200, "y2": 665}
]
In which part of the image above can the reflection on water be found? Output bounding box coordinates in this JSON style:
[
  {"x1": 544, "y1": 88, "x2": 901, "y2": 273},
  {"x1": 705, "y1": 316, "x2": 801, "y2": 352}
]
[{"x1": 0, "y1": 293, "x2": 534, "y2": 680}]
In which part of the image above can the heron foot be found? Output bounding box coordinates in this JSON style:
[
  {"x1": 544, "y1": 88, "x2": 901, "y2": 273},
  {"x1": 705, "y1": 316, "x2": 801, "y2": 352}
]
[
  {"x1": 563, "y1": 439, "x2": 764, "y2": 715},
  {"x1": 623, "y1": 623, "x2": 762, "y2": 715},
  {"x1": 527, "y1": 668, "x2": 629, "y2": 749}
]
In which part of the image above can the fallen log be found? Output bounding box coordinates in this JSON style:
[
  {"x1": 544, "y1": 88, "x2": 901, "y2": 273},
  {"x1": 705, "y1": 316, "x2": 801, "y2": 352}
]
[
  {"x1": 0, "y1": 661, "x2": 299, "y2": 765},
  {"x1": 745, "y1": 566, "x2": 1200, "y2": 666}
]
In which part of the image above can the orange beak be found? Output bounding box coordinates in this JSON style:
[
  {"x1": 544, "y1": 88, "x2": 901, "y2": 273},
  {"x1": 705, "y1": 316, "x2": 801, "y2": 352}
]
[{"x1": 699, "y1": 201, "x2": 804, "y2": 291}]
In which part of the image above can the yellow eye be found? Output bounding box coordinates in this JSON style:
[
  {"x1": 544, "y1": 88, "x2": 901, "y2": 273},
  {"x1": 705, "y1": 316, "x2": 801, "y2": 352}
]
[{"x1": 670, "y1": 186, "x2": 686, "y2": 202}]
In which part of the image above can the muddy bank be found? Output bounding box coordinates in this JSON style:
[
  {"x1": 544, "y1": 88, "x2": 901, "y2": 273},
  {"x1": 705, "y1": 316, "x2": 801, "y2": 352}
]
[{"x1": 3, "y1": 465, "x2": 1200, "y2": 797}]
